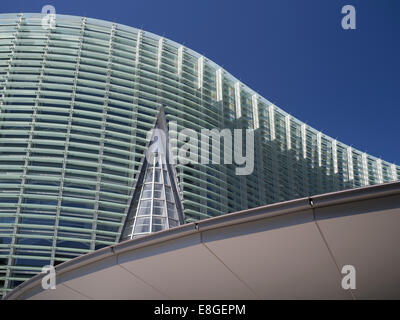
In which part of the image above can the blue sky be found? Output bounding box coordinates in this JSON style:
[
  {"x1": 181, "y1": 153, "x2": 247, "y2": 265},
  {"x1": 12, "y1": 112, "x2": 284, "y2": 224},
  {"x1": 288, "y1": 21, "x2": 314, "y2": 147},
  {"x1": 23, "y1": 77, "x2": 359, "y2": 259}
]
[{"x1": 1, "y1": 0, "x2": 399, "y2": 164}]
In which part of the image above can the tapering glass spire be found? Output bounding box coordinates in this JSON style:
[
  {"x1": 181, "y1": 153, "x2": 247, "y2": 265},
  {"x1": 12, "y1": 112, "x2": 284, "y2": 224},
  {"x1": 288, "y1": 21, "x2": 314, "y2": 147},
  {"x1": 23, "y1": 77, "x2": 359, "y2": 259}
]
[{"x1": 120, "y1": 110, "x2": 184, "y2": 240}]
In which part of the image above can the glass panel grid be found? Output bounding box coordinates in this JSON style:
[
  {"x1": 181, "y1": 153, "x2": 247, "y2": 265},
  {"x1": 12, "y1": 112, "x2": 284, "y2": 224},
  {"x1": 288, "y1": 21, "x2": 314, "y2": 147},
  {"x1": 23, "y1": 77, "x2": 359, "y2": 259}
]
[{"x1": 0, "y1": 13, "x2": 398, "y2": 296}]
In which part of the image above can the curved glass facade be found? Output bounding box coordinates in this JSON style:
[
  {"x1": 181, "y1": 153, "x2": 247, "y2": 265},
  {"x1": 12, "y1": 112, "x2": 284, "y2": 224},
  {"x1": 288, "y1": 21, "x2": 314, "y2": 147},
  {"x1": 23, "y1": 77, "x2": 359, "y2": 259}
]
[{"x1": 0, "y1": 13, "x2": 399, "y2": 296}]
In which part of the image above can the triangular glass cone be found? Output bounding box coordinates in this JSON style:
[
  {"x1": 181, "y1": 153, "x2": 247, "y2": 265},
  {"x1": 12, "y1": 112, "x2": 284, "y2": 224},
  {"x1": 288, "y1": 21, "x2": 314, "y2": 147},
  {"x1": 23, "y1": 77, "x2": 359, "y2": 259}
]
[{"x1": 120, "y1": 109, "x2": 184, "y2": 241}]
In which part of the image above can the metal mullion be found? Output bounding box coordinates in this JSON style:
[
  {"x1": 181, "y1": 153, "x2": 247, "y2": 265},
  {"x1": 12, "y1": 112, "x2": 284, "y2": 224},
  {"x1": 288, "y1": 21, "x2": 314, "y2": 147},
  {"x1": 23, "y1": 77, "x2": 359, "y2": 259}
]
[
  {"x1": 120, "y1": 30, "x2": 142, "y2": 239},
  {"x1": 391, "y1": 164, "x2": 398, "y2": 182},
  {"x1": 376, "y1": 159, "x2": 383, "y2": 184},
  {"x1": 347, "y1": 147, "x2": 354, "y2": 186},
  {"x1": 332, "y1": 140, "x2": 339, "y2": 189},
  {"x1": 0, "y1": 17, "x2": 21, "y2": 118},
  {"x1": 4, "y1": 14, "x2": 40, "y2": 292},
  {"x1": 197, "y1": 54, "x2": 208, "y2": 218},
  {"x1": 269, "y1": 105, "x2": 280, "y2": 201},
  {"x1": 165, "y1": 172, "x2": 178, "y2": 226},
  {"x1": 128, "y1": 176, "x2": 143, "y2": 239},
  {"x1": 91, "y1": 24, "x2": 116, "y2": 249},
  {"x1": 217, "y1": 68, "x2": 231, "y2": 214},
  {"x1": 149, "y1": 155, "x2": 156, "y2": 233},
  {"x1": 285, "y1": 115, "x2": 295, "y2": 198},
  {"x1": 51, "y1": 17, "x2": 86, "y2": 264},
  {"x1": 362, "y1": 153, "x2": 369, "y2": 186},
  {"x1": 129, "y1": 158, "x2": 152, "y2": 238},
  {"x1": 255, "y1": 126, "x2": 266, "y2": 205},
  {"x1": 161, "y1": 157, "x2": 169, "y2": 230},
  {"x1": 316, "y1": 132, "x2": 323, "y2": 192},
  {"x1": 154, "y1": 36, "x2": 165, "y2": 230},
  {"x1": 175, "y1": 47, "x2": 186, "y2": 218}
]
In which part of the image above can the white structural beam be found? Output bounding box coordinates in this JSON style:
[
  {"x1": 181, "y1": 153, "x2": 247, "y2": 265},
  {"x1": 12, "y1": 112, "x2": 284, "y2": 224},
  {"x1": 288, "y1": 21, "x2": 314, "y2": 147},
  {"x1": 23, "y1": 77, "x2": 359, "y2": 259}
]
[
  {"x1": 301, "y1": 124, "x2": 307, "y2": 159},
  {"x1": 317, "y1": 132, "x2": 322, "y2": 167},
  {"x1": 347, "y1": 147, "x2": 354, "y2": 181},
  {"x1": 216, "y1": 68, "x2": 223, "y2": 102},
  {"x1": 197, "y1": 56, "x2": 204, "y2": 89},
  {"x1": 269, "y1": 105, "x2": 276, "y2": 141},
  {"x1": 377, "y1": 159, "x2": 384, "y2": 184},
  {"x1": 177, "y1": 45, "x2": 183, "y2": 76},
  {"x1": 234, "y1": 82, "x2": 241, "y2": 119},
  {"x1": 332, "y1": 140, "x2": 338, "y2": 174},
  {"x1": 252, "y1": 94, "x2": 259, "y2": 129},
  {"x1": 362, "y1": 153, "x2": 369, "y2": 186},
  {"x1": 391, "y1": 164, "x2": 398, "y2": 181},
  {"x1": 157, "y1": 37, "x2": 164, "y2": 71},
  {"x1": 285, "y1": 115, "x2": 291, "y2": 150},
  {"x1": 135, "y1": 30, "x2": 142, "y2": 67}
]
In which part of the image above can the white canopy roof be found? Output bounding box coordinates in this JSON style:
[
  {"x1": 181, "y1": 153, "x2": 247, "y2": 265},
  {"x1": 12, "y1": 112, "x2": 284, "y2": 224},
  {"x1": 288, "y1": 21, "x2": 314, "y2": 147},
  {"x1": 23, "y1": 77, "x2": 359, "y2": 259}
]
[{"x1": 5, "y1": 181, "x2": 400, "y2": 300}]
